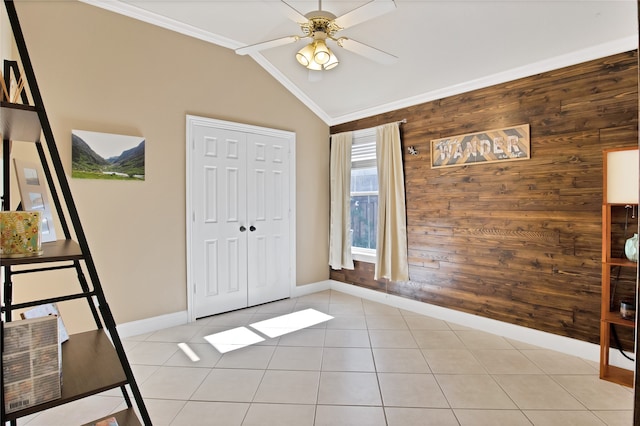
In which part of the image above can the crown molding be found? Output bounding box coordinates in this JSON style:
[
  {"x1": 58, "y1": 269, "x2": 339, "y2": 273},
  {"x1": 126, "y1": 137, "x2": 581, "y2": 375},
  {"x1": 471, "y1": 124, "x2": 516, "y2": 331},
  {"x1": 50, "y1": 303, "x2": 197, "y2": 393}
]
[
  {"x1": 79, "y1": 0, "x2": 241, "y2": 49},
  {"x1": 249, "y1": 54, "x2": 334, "y2": 125}
]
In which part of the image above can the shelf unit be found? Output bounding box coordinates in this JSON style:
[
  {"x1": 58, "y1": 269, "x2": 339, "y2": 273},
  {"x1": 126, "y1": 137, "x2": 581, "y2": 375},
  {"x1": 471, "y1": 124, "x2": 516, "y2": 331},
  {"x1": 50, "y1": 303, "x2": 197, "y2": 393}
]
[
  {"x1": 600, "y1": 146, "x2": 639, "y2": 388},
  {"x1": 1, "y1": 0, "x2": 151, "y2": 424}
]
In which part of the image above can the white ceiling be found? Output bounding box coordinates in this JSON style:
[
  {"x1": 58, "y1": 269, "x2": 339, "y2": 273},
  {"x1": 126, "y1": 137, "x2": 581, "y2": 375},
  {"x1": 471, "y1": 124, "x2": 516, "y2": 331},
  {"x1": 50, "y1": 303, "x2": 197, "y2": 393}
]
[{"x1": 82, "y1": 0, "x2": 638, "y2": 125}]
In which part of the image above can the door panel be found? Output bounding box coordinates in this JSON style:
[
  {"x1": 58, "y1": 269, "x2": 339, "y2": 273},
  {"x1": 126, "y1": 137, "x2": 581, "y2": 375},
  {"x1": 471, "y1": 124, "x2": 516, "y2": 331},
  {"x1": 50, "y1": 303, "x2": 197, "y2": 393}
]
[
  {"x1": 247, "y1": 133, "x2": 290, "y2": 306},
  {"x1": 254, "y1": 234, "x2": 267, "y2": 289},
  {"x1": 204, "y1": 166, "x2": 218, "y2": 222},
  {"x1": 193, "y1": 124, "x2": 248, "y2": 318},
  {"x1": 204, "y1": 239, "x2": 218, "y2": 296}
]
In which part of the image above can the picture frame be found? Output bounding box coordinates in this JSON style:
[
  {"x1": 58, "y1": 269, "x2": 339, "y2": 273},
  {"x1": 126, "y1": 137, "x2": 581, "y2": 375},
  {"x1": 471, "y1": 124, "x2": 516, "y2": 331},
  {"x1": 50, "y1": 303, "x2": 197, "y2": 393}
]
[
  {"x1": 13, "y1": 158, "x2": 56, "y2": 242},
  {"x1": 431, "y1": 124, "x2": 530, "y2": 169},
  {"x1": 71, "y1": 129, "x2": 145, "y2": 180}
]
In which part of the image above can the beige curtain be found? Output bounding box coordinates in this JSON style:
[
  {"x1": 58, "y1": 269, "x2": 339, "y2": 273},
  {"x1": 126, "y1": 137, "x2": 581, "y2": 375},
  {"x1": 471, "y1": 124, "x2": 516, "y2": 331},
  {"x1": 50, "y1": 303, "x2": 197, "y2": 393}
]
[
  {"x1": 329, "y1": 131, "x2": 354, "y2": 270},
  {"x1": 375, "y1": 122, "x2": 409, "y2": 281}
]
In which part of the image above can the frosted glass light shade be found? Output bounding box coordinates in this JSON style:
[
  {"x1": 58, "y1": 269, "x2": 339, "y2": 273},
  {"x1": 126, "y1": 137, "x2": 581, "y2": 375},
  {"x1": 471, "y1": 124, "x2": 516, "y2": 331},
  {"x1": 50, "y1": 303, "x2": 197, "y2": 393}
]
[
  {"x1": 306, "y1": 58, "x2": 323, "y2": 71},
  {"x1": 313, "y1": 40, "x2": 330, "y2": 65},
  {"x1": 606, "y1": 148, "x2": 639, "y2": 204},
  {"x1": 323, "y1": 51, "x2": 339, "y2": 70},
  {"x1": 296, "y1": 43, "x2": 315, "y2": 67}
]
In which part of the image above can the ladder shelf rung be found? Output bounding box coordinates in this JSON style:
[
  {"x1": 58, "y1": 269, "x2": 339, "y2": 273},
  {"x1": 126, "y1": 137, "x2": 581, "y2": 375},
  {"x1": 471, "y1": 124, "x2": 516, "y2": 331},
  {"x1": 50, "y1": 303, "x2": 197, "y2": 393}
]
[
  {"x1": 2, "y1": 291, "x2": 97, "y2": 312},
  {"x1": 10, "y1": 263, "x2": 77, "y2": 274}
]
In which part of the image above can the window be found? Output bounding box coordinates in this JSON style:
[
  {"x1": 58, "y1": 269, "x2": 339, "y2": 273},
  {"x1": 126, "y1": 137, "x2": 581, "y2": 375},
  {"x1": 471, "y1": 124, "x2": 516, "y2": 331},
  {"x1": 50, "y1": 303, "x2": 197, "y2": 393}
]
[{"x1": 350, "y1": 128, "x2": 377, "y2": 262}]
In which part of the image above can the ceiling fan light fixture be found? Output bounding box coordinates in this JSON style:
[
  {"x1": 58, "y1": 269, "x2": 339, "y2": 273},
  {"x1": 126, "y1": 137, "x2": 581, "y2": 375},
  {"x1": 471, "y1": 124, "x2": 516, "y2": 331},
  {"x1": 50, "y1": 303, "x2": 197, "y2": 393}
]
[
  {"x1": 296, "y1": 43, "x2": 315, "y2": 67},
  {"x1": 306, "y1": 56, "x2": 323, "y2": 71},
  {"x1": 323, "y1": 51, "x2": 339, "y2": 70},
  {"x1": 296, "y1": 40, "x2": 338, "y2": 71},
  {"x1": 313, "y1": 39, "x2": 331, "y2": 65}
]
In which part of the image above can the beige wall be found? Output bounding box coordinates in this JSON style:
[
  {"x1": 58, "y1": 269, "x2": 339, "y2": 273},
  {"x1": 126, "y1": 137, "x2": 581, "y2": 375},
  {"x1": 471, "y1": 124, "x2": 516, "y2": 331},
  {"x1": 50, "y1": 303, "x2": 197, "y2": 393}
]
[{"x1": 6, "y1": 1, "x2": 329, "y2": 332}]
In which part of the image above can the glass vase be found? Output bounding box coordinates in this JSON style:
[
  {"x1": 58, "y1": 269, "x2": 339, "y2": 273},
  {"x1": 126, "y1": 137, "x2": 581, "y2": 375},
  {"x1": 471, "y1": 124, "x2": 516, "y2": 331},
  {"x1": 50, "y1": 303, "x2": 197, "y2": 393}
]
[{"x1": 625, "y1": 233, "x2": 638, "y2": 262}]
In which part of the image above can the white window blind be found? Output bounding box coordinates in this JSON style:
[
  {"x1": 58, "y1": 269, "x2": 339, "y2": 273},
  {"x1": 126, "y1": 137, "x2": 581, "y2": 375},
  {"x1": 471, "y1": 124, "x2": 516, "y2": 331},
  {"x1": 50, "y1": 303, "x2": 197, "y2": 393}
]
[{"x1": 351, "y1": 128, "x2": 376, "y2": 170}]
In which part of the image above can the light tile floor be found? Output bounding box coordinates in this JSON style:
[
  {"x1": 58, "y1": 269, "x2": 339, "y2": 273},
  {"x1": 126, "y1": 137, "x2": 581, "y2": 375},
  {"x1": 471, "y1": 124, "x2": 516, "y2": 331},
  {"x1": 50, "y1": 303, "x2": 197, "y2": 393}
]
[{"x1": 21, "y1": 290, "x2": 634, "y2": 425}]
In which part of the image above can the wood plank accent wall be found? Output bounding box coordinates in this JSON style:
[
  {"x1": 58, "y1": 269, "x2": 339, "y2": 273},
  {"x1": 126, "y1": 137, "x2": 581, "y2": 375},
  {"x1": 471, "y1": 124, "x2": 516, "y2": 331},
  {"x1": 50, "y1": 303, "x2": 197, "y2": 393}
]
[{"x1": 330, "y1": 51, "x2": 639, "y2": 347}]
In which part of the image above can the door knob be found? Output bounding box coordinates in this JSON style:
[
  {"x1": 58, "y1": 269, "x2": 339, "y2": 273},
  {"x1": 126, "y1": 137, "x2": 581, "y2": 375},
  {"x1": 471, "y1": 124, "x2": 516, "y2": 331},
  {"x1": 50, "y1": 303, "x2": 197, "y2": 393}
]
[
  {"x1": 240, "y1": 226, "x2": 246, "y2": 232},
  {"x1": 250, "y1": 226, "x2": 256, "y2": 232}
]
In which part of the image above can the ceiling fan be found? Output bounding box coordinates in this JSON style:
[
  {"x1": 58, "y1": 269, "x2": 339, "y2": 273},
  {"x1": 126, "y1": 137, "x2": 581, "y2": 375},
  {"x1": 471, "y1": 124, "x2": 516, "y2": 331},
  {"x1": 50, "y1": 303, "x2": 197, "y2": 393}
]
[{"x1": 235, "y1": 0, "x2": 398, "y2": 71}]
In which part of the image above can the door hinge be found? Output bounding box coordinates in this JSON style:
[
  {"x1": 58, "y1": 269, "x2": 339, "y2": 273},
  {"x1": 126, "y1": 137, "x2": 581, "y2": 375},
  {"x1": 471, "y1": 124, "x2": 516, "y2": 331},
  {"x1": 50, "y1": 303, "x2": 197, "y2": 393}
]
[{"x1": 193, "y1": 211, "x2": 196, "y2": 222}]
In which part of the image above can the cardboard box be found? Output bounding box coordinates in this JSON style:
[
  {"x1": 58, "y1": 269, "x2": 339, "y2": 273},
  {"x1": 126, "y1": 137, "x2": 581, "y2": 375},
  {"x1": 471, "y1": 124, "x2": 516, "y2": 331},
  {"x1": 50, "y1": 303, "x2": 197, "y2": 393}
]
[{"x1": 3, "y1": 315, "x2": 61, "y2": 413}]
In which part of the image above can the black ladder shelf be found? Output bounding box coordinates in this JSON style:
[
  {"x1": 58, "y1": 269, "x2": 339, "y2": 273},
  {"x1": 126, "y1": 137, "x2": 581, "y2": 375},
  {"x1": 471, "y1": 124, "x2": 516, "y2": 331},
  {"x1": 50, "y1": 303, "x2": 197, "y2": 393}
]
[{"x1": 0, "y1": 0, "x2": 151, "y2": 424}]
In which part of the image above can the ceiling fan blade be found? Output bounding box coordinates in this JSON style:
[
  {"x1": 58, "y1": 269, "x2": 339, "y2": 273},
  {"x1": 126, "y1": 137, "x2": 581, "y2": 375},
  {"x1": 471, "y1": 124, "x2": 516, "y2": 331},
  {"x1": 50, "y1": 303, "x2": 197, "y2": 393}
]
[
  {"x1": 338, "y1": 38, "x2": 398, "y2": 65},
  {"x1": 278, "y1": 1, "x2": 308, "y2": 23},
  {"x1": 334, "y1": 0, "x2": 396, "y2": 29},
  {"x1": 235, "y1": 36, "x2": 299, "y2": 55}
]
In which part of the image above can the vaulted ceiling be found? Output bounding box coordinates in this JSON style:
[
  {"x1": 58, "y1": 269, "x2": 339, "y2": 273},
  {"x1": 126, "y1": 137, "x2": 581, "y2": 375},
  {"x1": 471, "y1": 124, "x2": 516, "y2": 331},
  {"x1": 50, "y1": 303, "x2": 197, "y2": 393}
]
[{"x1": 82, "y1": 0, "x2": 638, "y2": 125}]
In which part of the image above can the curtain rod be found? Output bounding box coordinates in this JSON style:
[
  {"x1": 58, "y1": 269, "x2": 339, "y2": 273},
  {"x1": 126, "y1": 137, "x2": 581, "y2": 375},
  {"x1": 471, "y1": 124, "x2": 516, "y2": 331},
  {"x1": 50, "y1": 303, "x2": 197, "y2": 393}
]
[{"x1": 331, "y1": 119, "x2": 407, "y2": 136}]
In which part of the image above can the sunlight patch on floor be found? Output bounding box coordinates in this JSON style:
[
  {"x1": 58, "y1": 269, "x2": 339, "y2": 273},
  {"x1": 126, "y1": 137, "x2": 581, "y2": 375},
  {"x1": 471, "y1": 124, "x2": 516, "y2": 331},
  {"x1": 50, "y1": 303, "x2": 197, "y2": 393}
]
[
  {"x1": 200, "y1": 308, "x2": 334, "y2": 354},
  {"x1": 203, "y1": 326, "x2": 265, "y2": 353},
  {"x1": 249, "y1": 308, "x2": 334, "y2": 338},
  {"x1": 177, "y1": 342, "x2": 201, "y2": 361}
]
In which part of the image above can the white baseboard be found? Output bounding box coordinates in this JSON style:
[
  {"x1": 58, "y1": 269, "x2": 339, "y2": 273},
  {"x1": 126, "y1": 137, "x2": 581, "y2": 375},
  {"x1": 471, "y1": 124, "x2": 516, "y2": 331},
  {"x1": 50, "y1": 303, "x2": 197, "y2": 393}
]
[
  {"x1": 115, "y1": 279, "x2": 634, "y2": 372},
  {"x1": 117, "y1": 310, "x2": 189, "y2": 338},
  {"x1": 291, "y1": 280, "x2": 332, "y2": 297},
  {"x1": 115, "y1": 281, "x2": 333, "y2": 338}
]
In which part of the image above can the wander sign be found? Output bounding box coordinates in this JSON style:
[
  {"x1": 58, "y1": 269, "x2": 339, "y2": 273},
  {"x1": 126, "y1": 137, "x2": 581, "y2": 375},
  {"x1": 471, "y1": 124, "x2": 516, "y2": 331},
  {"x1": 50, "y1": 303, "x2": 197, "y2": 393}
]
[{"x1": 431, "y1": 124, "x2": 530, "y2": 169}]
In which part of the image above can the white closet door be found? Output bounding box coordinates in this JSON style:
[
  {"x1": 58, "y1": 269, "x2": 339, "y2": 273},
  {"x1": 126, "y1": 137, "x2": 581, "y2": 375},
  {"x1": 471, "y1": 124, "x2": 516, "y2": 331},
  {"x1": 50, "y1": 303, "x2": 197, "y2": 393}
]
[
  {"x1": 246, "y1": 133, "x2": 291, "y2": 306},
  {"x1": 188, "y1": 116, "x2": 293, "y2": 320},
  {"x1": 192, "y1": 124, "x2": 248, "y2": 318}
]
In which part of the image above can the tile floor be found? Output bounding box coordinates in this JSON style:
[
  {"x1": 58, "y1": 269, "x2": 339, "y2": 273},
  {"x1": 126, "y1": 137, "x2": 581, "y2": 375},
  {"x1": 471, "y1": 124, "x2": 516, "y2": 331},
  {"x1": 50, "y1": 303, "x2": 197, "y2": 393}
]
[{"x1": 20, "y1": 290, "x2": 634, "y2": 425}]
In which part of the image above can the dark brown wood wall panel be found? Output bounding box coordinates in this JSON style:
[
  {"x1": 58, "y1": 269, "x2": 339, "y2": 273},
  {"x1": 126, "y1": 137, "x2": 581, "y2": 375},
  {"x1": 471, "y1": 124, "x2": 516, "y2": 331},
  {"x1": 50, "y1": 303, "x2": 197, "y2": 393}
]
[{"x1": 330, "y1": 51, "x2": 639, "y2": 347}]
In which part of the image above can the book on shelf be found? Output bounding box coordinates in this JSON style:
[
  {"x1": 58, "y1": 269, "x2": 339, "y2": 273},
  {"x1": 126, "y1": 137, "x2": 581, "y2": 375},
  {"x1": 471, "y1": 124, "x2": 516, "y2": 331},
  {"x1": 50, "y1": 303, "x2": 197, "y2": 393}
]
[{"x1": 2, "y1": 315, "x2": 61, "y2": 413}]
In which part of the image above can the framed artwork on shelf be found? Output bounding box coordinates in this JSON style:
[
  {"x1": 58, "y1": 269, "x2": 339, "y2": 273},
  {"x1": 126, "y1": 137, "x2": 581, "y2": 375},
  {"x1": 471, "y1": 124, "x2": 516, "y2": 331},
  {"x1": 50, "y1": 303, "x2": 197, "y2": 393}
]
[{"x1": 13, "y1": 158, "x2": 57, "y2": 242}]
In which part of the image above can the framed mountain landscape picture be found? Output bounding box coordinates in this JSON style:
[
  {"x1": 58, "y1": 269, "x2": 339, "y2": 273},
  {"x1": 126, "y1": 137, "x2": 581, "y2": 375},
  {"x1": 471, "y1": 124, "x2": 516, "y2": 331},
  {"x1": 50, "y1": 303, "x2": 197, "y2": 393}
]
[{"x1": 71, "y1": 129, "x2": 145, "y2": 180}]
